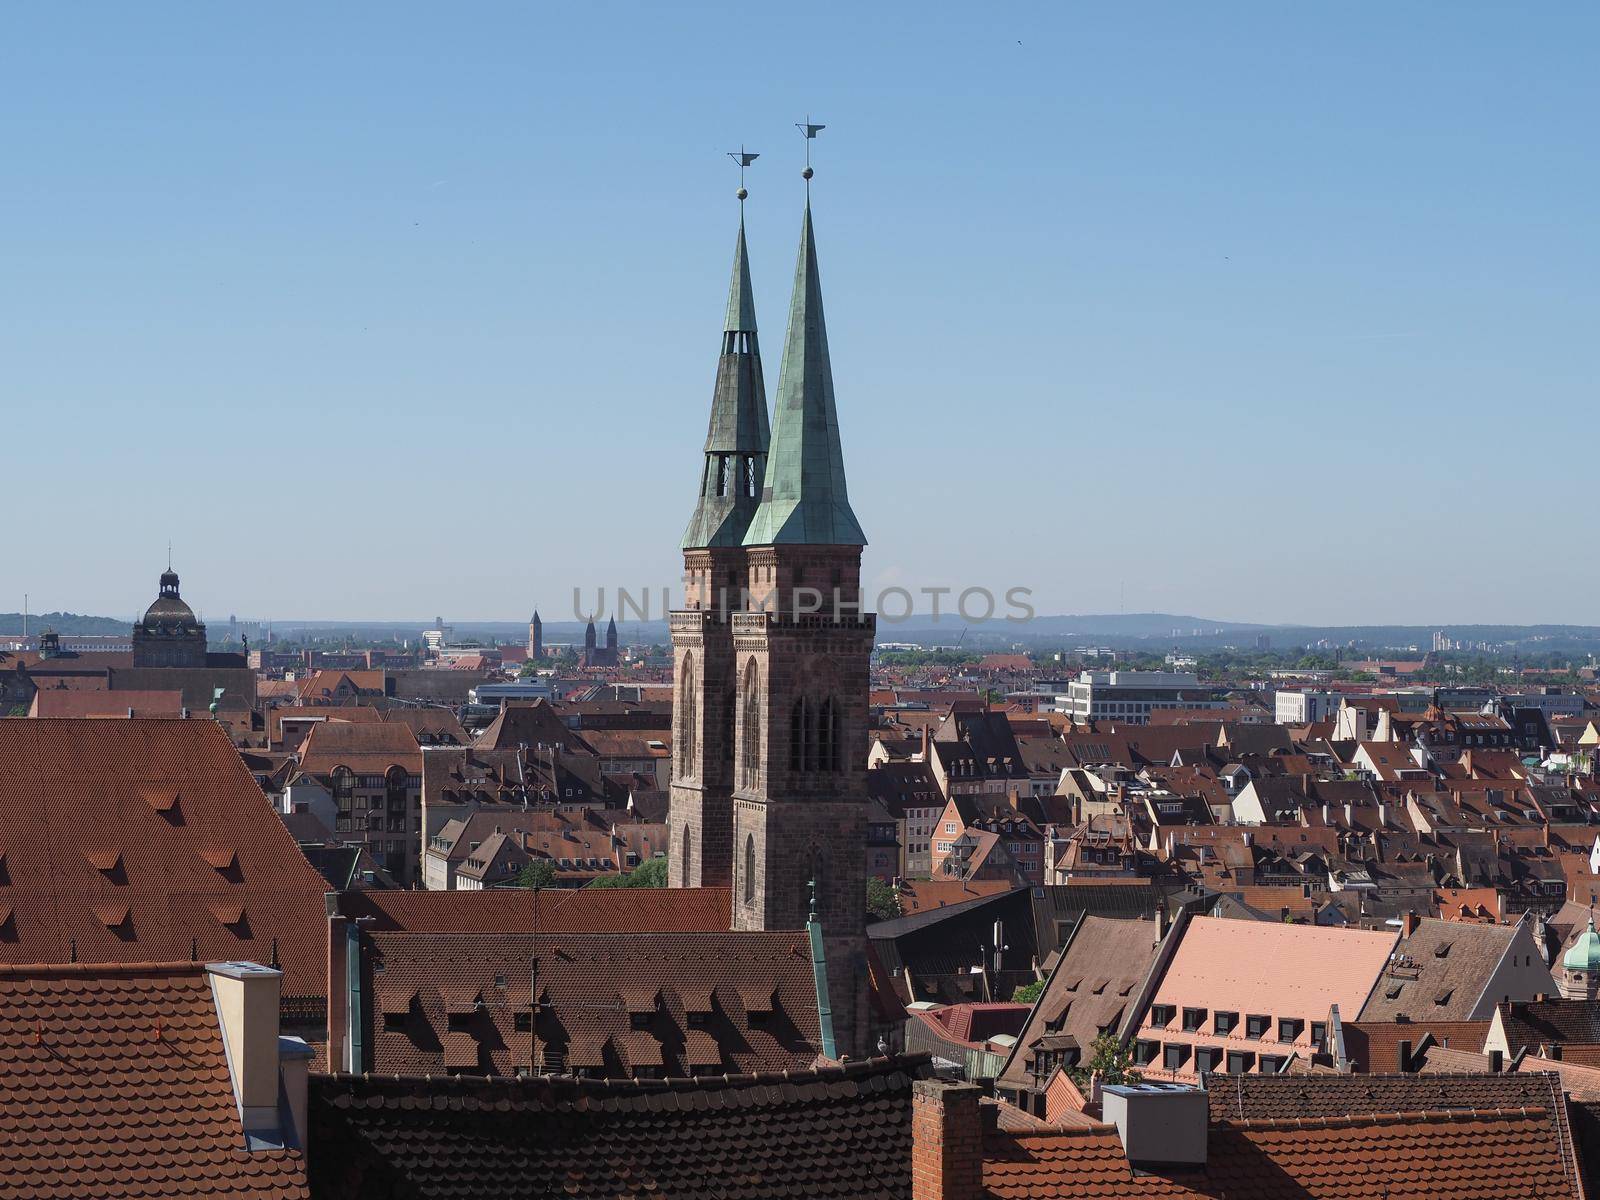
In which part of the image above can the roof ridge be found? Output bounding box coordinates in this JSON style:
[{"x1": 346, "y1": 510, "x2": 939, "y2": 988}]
[
  {"x1": 1231, "y1": 1106, "x2": 1551, "y2": 1131},
  {"x1": 320, "y1": 1051, "x2": 931, "y2": 1093},
  {"x1": 0, "y1": 959, "x2": 207, "y2": 977}
]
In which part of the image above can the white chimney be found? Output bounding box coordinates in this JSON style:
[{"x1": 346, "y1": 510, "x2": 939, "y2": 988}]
[
  {"x1": 1102, "y1": 1082, "x2": 1208, "y2": 1168},
  {"x1": 208, "y1": 961, "x2": 307, "y2": 1148}
]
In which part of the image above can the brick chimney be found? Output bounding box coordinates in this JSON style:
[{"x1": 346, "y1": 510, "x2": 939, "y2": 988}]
[
  {"x1": 1403, "y1": 910, "x2": 1421, "y2": 936},
  {"x1": 912, "y1": 1080, "x2": 985, "y2": 1200}
]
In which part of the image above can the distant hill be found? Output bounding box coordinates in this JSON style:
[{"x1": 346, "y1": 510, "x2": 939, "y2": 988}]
[{"x1": 0, "y1": 612, "x2": 129, "y2": 636}]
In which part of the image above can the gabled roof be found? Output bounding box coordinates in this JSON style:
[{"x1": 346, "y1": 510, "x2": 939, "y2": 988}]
[
  {"x1": 1358, "y1": 917, "x2": 1541, "y2": 1023},
  {"x1": 309, "y1": 1054, "x2": 926, "y2": 1200},
  {"x1": 1496, "y1": 997, "x2": 1600, "y2": 1052},
  {"x1": 998, "y1": 915, "x2": 1164, "y2": 1093},
  {"x1": 0, "y1": 961, "x2": 309, "y2": 1198},
  {"x1": 298, "y1": 720, "x2": 422, "y2": 775}
]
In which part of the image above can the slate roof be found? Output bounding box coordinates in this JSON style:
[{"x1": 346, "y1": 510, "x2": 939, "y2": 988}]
[
  {"x1": 307, "y1": 1054, "x2": 927, "y2": 1199},
  {"x1": 0, "y1": 961, "x2": 308, "y2": 1199},
  {"x1": 981, "y1": 1107, "x2": 1581, "y2": 1198},
  {"x1": 1358, "y1": 916, "x2": 1533, "y2": 1022},
  {"x1": 0, "y1": 720, "x2": 332, "y2": 1002}
]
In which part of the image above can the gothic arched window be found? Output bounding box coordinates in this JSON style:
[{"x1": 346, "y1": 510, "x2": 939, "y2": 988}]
[
  {"x1": 741, "y1": 660, "x2": 760, "y2": 789},
  {"x1": 681, "y1": 824, "x2": 692, "y2": 885},
  {"x1": 743, "y1": 834, "x2": 756, "y2": 905},
  {"x1": 677, "y1": 653, "x2": 696, "y2": 780}
]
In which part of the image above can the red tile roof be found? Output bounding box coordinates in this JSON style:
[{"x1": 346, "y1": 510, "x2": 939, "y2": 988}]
[
  {"x1": 0, "y1": 720, "x2": 333, "y2": 1002},
  {"x1": 297, "y1": 720, "x2": 422, "y2": 774},
  {"x1": 982, "y1": 1107, "x2": 1580, "y2": 1198},
  {"x1": 337, "y1": 885, "x2": 732, "y2": 933},
  {"x1": 0, "y1": 960, "x2": 308, "y2": 1199},
  {"x1": 364, "y1": 929, "x2": 822, "y2": 1078},
  {"x1": 29, "y1": 688, "x2": 184, "y2": 718}
]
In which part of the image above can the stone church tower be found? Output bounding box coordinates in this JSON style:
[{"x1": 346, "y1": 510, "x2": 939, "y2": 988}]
[
  {"x1": 669, "y1": 214, "x2": 770, "y2": 890},
  {"x1": 735, "y1": 197, "x2": 873, "y2": 1057},
  {"x1": 527, "y1": 610, "x2": 542, "y2": 660}
]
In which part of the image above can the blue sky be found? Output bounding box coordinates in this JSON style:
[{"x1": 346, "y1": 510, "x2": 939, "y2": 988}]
[{"x1": 4, "y1": 3, "x2": 1595, "y2": 627}]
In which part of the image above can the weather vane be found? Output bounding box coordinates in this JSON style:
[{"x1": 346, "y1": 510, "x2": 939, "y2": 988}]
[
  {"x1": 727, "y1": 146, "x2": 759, "y2": 203},
  {"x1": 796, "y1": 117, "x2": 825, "y2": 193}
]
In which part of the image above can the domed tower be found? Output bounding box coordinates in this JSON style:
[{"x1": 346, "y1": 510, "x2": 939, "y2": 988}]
[
  {"x1": 131, "y1": 564, "x2": 208, "y2": 669},
  {"x1": 1561, "y1": 917, "x2": 1600, "y2": 1000}
]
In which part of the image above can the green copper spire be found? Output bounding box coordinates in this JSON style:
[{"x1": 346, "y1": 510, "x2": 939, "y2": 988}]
[
  {"x1": 725, "y1": 220, "x2": 758, "y2": 334},
  {"x1": 742, "y1": 203, "x2": 866, "y2": 547},
  {"x1": 681, "y1": 219, "x2": 771, "y2": 550}
]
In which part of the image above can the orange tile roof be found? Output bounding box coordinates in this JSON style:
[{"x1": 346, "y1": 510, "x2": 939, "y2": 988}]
[
  {"x1": 982, "y1": 1107, "x2": 1580, "y2": 1198},
  {"x1": 1142, "y1": 917, "x2": 1396, "y2": 1080},
  {"x1": 0, "y1": 720, "x2": 333, "y2": 1001},
  {"x1": 0, "y1": 960, "x2": 308, "y2": 1198}
]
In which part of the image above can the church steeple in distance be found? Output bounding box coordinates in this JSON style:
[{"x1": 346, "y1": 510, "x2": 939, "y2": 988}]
[
  {"x1": 741, "y1": 148, "x2": 865, "y2": 548},
  {"x1": 681, "y1": 150, "x2": 770, "y2": 552}
]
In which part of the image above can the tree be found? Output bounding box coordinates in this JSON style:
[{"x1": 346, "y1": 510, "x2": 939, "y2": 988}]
[
  {"x1": 518, "y1": 859, "x2": 558, "y2": 890},
  {"x1": 866, "y1": 877, "x2": 902, "y2": 921},
  {"x1": 587, "y1": 856, "x2": 668, "y2": 889},
  {"x1": 1011, "y1": 979, "x2": 1046, "y2": 1005},
  {"x1": 1070, "y1": 1033, "x2": 1141, "y2": 1088}
]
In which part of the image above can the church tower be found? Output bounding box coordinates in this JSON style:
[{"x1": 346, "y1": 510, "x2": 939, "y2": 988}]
[
  {"x1": 605, "y1": 616, "x2": 618, "y2": 654},
  {"x1": 668, "y1": 203, "x2": 770, "y2": 890},
  {"x1": 527, "y1": 610, "x2": 543, "y2": 660},
  {"x1": 730, "y1": 189, "x2": 873, "y2": 1058}
]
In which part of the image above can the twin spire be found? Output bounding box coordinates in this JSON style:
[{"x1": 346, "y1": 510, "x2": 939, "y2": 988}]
[{"x1": 681, "y1": 190, "x2": 866, "y2": 551}]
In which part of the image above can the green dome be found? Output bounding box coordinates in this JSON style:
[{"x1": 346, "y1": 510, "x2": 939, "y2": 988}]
[{"x1": 1564, "y1": 918, "x2": 1600, "y2": 972}]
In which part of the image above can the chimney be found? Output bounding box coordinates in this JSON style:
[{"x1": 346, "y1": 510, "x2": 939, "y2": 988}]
[
  {"x1": 1551, "y1": 1043, "x2": 1565, "y2": 1061},
  {"x1": 1102, "y1": 1083, "x2": 1208, "y2": 1168},
  {"x1": 1403, "y1": 910, "x2": 1421, "y2": 936},
  {"x1": 1489, "y1": 1049, "x2": 1504, "y2": 1073},
  {"x1": 1397, "y1": 1039, "x2": 1413, "y2": 1072},
  {"x1": 912, "y1": 1080, "x2": 984, "y2": 1200},
  {"x1": 207, "y1": 960, "x2": 308, "y2": 1147}
]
